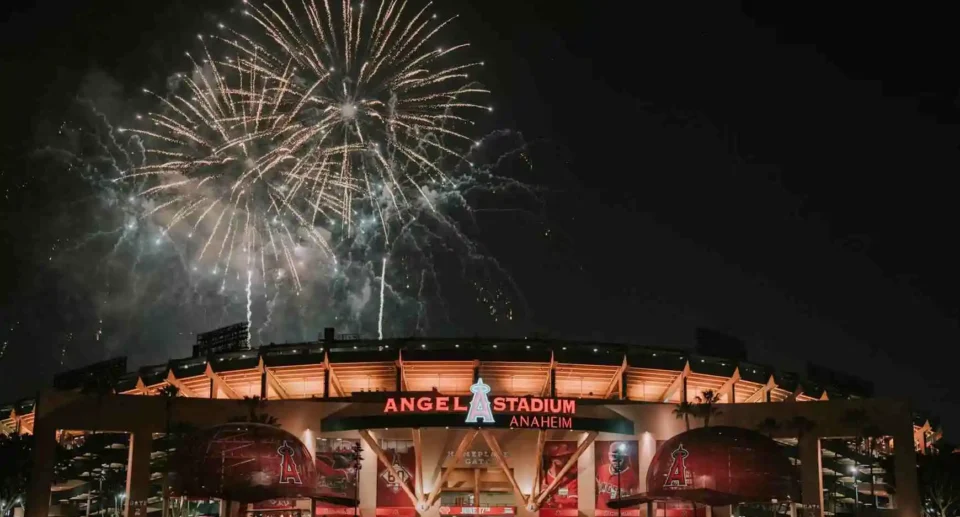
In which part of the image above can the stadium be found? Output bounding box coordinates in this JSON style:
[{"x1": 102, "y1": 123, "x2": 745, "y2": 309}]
[{"x1": 1, "y1": 325, "x2": 942, "y2": 517}]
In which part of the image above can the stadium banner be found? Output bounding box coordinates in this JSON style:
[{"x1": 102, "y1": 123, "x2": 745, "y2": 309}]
[
  {"x1": 538, "y1": 441, "x2": 579, "y2": 517},
  {"x1": 377, "y1": 440, "x2": 416, "y2": 511},
  {"x1": 595, "y1": 441, "x2": 640, "y2": 517},
  {"x1": 316, "y1": 439, "x2": 360, "y2": 515}
]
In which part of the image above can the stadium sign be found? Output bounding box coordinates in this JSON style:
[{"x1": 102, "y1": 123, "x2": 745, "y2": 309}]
[{"x1": 382, "y1": 378, "x2": 576, "y2": 429}]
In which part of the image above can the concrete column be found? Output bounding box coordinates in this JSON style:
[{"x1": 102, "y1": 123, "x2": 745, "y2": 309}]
[
  {"x1": 125, "y1": 428, "x2": 154, "y2": 517},
  {"x1": 798, "y1": 435, "x2": 823, "y2": 517},
  {"x1": 25, "y1": 418, "x2": 57, "y2": 517},
  {"x1": 637, "y1": 432, "x2": 657, "y2": 493},
  {"x1": 893, "y1": 427, "x2": 920, "y2": 517}
]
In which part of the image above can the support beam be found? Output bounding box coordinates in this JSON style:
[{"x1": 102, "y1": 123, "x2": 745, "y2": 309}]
[
  {"x1": 786, "y1": 385, "x2": 804, "y2": 402},
  {"x1": 894, "y1": 423, "x2": 921, "y2": 517},
  {"x1": 18, "y1": 416, "x2": 34, "y2": 435},
  {"x1": 535, "y1": 432, "x2": 598, "y2": 507},
  {"x1": 25, "y1": 415, "x2": 57, "y2": 517},
  {"x1": 325, "y1": 352, "x2": 348, "y2": 396},
  {"x1": 398, "y1": 351, "x2": 409, "y2": 392},
  {"x1": 412, "y1": 429, "x2": 424, "y2": 500},
  {"x1": 540, "y1": 352, "x2": 555, "y2": 397},
  {"x1": 481, "y1": 430, "x2": 527, "y2": 509},
  {"x1": 259, "y1": 359, "x2": 290, "y2": 399},
  {"x1": 426, "y1": 430, "x2": 479, "y2": 507},
  {"x1": 744, "y1": 376, "x2": 777, "y2": 403},
  {"x1": 125, "y1": 428, "x2": 153, "y2": 517},
  {"x1": 717, "y1": 368, "x2": 741, "y2": 403},
  {"x1": 602, "y1": 356, "x2": 628, "y2": 399},
  {"x1": 473, "y1": 468, "x2": 480, "y2": 506},
  {"x1": 164, "y1": 372, "x2": 196, "y2": 398},
  {"x1": 131, "y1": 379, "x2": 149, "y2": 395},
  {"x1": 528, "y1": 430, "x2": 547, "y2": 505},
  {"x1": 798, "y1": 435, "x2": 824, "y2": 517},
  {"x1": 204, "y1": 364, "x2": 241, "y2": 399},
  {"x1": 660, "y1": 362, "x2": 691, "y2": 403},
  {"x1": 359, "y1": 430, "x2": 420, "y2": 508}
]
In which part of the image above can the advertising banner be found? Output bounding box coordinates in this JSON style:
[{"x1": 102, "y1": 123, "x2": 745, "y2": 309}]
[
  {"x1": 595, "y1": 441, "x2": 640, "y2": 517},
  {"x1": 316, "y1": 439, "x2": 360, "y2": 515},
  {"x1": 376, "y1": 440, "x2": 416, "y2": 510},
  {"x1": 538, "y1": 441, "x2": 579, "y2": 517}
]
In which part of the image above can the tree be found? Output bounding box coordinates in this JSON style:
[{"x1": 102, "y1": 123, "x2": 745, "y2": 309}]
[
  {"x1": 229, "y1": 396, "x2": 281, "y2": 427},
  {"x1": 672, "y1": 401, "x2": 694, "y2": 431},
  {"x1": 692, "y1": 390, "x2": 722, "y2": 428},
  {"x1": 757, "y1": 417, "x2": 781, "y2": 438},
  {"x1": 917, "y1": 445, "x2": 960, "y2": 517},
  {"x1": 0, "y1": 433, "x2": 32, "y2": 516}
]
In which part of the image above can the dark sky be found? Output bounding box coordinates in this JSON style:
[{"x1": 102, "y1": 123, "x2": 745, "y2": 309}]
[{"x1": 1, "y1": 1, "x2": 958, "y2": 436}]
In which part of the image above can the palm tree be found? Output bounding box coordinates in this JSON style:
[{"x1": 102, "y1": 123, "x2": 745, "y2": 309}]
[
  {"x1": 158, "y1": 385, "x2": 180, "y2": 517},
  {"x1": 229, "y1": 396, "x2": 281, "y2": 427},
  {"x1": 757, "y1": 418, "x2": 780, "y2": 438},
  {"x1": 672, "y1": 401, "x2": 694, "y2": 431},
  {"x1": 693, "y1": 390, "x2": 722, "y2": 428}
]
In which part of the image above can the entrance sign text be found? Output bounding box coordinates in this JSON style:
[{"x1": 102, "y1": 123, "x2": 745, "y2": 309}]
[{"x1": 382, "y1": 379, "x2": 576, "y2": 429}]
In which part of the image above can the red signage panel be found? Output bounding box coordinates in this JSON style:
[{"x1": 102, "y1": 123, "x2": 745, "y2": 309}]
[
  {"x1": 315, "y1": 439, "x2": 359, "y2": 513},
  {"x1": 539, "y1": 441, "x2": 579, "y2": 516},
  {"x1": 376, "y1": 440, "x2": 416, "y2": 510},
  {"x1": 595, "y1": 441, "x2": 640, "y2": 517}
]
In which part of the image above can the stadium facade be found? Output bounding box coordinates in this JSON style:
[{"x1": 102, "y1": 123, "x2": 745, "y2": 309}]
[{"x1": 1, "y1": 327, "x2": 942, "y2": 517}]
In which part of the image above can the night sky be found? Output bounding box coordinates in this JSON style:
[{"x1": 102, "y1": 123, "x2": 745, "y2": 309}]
[{"x1": 1, "y1": 1, "x2": 958, "y2": 436}]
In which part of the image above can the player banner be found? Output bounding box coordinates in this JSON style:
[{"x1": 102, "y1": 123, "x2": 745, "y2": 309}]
[
  {"x1": 316, "y1": 439, "x2": 360, "y2": 515},
  {"x1": 377, "y1": 440, "x2": 416, "y2": 509},
  {"x1": 539, "y1": 441, "x2": 579, "y2": 517},
  {"x1": 595, "y1": 441, "x2": 640, "y2": 517}
]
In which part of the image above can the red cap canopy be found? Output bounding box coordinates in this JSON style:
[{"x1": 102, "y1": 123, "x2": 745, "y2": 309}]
[
  {"x1": 169, "y1": 423, "x2": 323, "y2": 503},
  {"x1": 609, "y1": 426, "x2": 797, "y2": 508}
]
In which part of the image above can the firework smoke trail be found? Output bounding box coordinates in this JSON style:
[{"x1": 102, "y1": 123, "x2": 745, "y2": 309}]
[
  {"x1": 246, "y1": 268, "x2": 253, "y2": 342},
  {"x1": 378, "y1": 256, "x2": 387, "y2": 340}
]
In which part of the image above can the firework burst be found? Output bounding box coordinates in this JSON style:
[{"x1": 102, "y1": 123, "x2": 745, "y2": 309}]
[{"x1": 120, "y1": 0, "x2": 490, "y2": 293}]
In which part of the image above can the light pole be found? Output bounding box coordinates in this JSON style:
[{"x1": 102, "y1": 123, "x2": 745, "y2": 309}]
[
  {"x1": 848, "y1": 466, "x2": 858, "y2": 514},
  {"x1": 352, "y1": 442, "x2": 364, "y2": 517},
  {"x1": 614, "y1": 443, "x2": 627, "y2": 517}
]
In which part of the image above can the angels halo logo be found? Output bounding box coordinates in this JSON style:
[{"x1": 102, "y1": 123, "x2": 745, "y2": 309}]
[
  {"x1": 465, "y1": 378, "x2": 495, "y2": 423},
  {"x1": 662, "y1": 443, "x2": 692, "y2": 489},
  {"x1": 277, "y1": 440, "x2": 303, "y2": 485}
]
